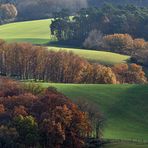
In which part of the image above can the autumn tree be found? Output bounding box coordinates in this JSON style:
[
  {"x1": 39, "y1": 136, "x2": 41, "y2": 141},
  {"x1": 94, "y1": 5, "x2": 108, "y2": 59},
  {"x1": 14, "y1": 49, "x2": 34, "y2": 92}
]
[
  {"x1": 103, "y1": 34, "x2": 134, "y2": 55},
  {"x1": 0, "y1": 41, "x2": 118, "y2": 84},
  {"x1": 112, "y1": 64, "x2": 147, "y2": 84},
  {"x1": 76, "y1": 100, "x2": 104, "y2": 139},
  {"x1": 82, "y1": 64, "x2": 117, "y2": 84},
  {"x1": 0, "y1": 78, "x2": 92, "y2": 147},
  {"x1": 0, "y1": 40, "x2": 147, "y2": 84}
]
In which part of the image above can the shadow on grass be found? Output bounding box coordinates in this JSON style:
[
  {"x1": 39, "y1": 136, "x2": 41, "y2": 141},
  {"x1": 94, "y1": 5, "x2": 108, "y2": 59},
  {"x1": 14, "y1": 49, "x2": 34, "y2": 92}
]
[
  {"x1": 105, "y1": 84, "x2": 148, "y2": 140},
  {"x1": 46, "y1": 40, "x2": 82, "y2": 49}
]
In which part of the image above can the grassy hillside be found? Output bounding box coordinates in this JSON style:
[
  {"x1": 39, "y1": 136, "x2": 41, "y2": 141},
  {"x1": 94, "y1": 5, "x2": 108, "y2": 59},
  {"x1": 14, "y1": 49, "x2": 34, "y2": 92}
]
[
  {"x1": 38, "y1": 83, "x2": 148, "y2": 141},
  {"x1": 0, "y1": 19, "x2": 130, "y2": 65},
  {"x1": 48, "y1": 47, "x2": 129, "y2": 65},
  {"x1": 0, "y1": 19, "x2": 52, "y2": 44}
]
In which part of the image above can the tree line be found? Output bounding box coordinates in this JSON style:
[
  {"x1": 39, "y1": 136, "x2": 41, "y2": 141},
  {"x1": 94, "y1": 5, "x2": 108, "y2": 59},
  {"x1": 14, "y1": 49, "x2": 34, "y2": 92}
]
[
  {"x1": 0, "y1": 40, "x2": 147, "y2": 84},
  {"x1": 0, "y1": 0, "x2": 87, "y2": 21},
  {"x1": 51, "y1": 4, "x2": 148, "y2": 46},
  {"x1": 84, "y1": 32, "x2": 148, "y2": 67},
  {"x1": 1, "y1": 0, "x2": 148, "y2": 21}
]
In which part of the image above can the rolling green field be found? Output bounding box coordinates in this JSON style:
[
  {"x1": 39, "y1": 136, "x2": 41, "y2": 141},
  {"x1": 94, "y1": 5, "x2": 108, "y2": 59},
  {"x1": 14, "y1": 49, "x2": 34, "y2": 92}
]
[
  {"x1": 0, "y1": 19, "x2": 130, "y2": 65},
  {"x1": 48, "y1": 47, "x2": 129, "y2": 65},
  {"x1": 0, "y1": 19, "x2": 52, "y2": 44},
  {"x1": 38, "y1": 83, "x2": 148, "y2": 141}
]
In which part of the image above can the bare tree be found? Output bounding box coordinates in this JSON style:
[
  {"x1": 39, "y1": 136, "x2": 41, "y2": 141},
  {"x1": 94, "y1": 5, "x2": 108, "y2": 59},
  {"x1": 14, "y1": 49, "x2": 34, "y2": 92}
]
[
  {"x1": 83, "y1": 30, "x2": 104, "y2": 50},
  {"x1": 75, "y1": 99, "x2": 105, "y2": 139}
]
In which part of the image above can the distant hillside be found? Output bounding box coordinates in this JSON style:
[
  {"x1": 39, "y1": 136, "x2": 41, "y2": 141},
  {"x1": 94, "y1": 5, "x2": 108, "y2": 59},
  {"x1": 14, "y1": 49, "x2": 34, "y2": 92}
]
[
  {"x1": 88, "y1": 0, "x2": 148, "y2": 7},
  {"x1": 2, "y1": 0, "x2": 148, "y2": 6},
  {"x1": 1, "y1": 0, "x2": 148, "y2": 20},
  {"x1": 0, "y1": 0, "x2": 87, "y2": 20}
]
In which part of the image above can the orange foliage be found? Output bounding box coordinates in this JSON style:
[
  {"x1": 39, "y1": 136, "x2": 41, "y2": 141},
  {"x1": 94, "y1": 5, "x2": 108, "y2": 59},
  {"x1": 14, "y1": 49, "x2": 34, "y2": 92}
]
[
  {"x1": 0, "y1": 104, "x2": 5, "y2": 114},
  {"x1": 112, "y1": 63, "x2": 147, "y2": 84},
  {"x1": 13, "y1": 105, "x2": 28, "y2": 117},
  {"x1": 0, "y1": 78, "x2": 91, "y2": 147},
  {"x1": 103, "y1": 34, "x2": 133, "y2": 54},
  {"x1": 0, "y1": 41, "x2": 118, "y2": 84}
]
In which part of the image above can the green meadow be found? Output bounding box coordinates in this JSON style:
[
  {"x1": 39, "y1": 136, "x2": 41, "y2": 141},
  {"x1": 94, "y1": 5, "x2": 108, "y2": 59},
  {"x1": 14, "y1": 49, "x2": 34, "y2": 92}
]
[{"x1": 38, "y1": 83, "x2": 148, "y2": 141}]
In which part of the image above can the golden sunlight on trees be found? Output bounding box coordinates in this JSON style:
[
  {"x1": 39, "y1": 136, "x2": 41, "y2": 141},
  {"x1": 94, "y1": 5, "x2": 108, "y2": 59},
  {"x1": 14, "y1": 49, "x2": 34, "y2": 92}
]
[{"x1": 0, "y1": 40, "x2": 147, "y2": 84}]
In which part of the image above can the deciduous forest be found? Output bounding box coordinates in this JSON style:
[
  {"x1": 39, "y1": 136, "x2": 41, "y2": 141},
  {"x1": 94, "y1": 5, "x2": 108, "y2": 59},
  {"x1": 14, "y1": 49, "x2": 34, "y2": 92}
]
[{"x1": 0, "y1": 0, "x2": 148, "y2": 148}]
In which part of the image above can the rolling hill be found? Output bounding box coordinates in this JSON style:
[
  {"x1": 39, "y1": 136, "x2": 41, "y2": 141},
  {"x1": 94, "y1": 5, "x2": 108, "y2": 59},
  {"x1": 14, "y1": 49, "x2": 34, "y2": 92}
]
[
  {"x1": 39, "y1": 83, "x2": 148, "y2": 141},
  {"x1": 0, "y1": 19, "x2": 52, "y2": 44},
  {"x1": 1, "y1": 18, "x2": 147, "y2": 147},
  {"x1": 0, "y1": 19, "x2": 130, "y2": 65}
]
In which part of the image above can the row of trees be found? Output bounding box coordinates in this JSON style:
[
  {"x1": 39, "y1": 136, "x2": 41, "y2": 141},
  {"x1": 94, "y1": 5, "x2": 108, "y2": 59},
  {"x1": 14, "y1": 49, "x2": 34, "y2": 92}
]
[
  {"x1": 0, "y1": 40, "x2": 116, "y2": 84},
  {"x1": 84, "y1": 32, "x2": 148, "y2": 55},
  {"x1": 84, "y1": 32, "x2": 148, "y2": 67},
  {"x1": 0, "y1": 77, "x2": 94, "y2": 147},
  {"x1": 51, "y1": 4, "x2": 148, "y2": 46},
  {"x1": 0, "y1": 40, "x2": 147, "y2": 84}
]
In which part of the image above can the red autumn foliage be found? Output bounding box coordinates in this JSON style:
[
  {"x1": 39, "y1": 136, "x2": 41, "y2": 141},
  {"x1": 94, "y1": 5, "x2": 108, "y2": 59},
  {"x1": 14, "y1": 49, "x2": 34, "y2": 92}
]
[{"x1": 0, "y1": 78, "x2": 91, "y2": 147}]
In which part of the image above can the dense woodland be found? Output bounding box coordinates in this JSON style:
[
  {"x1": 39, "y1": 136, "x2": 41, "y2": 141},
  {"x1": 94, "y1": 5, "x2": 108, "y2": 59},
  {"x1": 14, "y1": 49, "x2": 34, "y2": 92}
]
[
  {"x1": 51, "y1": 5, "x2": 148, "y2": 67},
  {"x1": 0, "y1": 1, "x2": 148, "y2": 147},
  {"x1": 51, "y1": 4, "x2": 148, "y2": 45},
  {"x1": 0, "y1": 40, "x2": 147, "y2": 84},
  {"x1": 0, "y1": 77, "x2": 99, "y2": 147},
  {"x1": 84, "y1": 33, "x2": 148, "y2": 66},
  {"x1": 1, "y1": 0, "x2": 148, "y2": 20}
]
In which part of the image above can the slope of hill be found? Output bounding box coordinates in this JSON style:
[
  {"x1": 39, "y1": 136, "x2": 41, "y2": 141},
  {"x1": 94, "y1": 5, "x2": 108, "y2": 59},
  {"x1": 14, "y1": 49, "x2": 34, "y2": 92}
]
[
  {"x1": 0, "y1": 19, "x2": 130, "y2": 65},
  {"x1": 0, "y1": 19, "x2": 52, "y2": 44},
  {"x1": 48, "y1": 47, "x2": 129, "y2": 65},
  {"x1": 39, "y1": 83, "x2": 148, "y2": 141}
]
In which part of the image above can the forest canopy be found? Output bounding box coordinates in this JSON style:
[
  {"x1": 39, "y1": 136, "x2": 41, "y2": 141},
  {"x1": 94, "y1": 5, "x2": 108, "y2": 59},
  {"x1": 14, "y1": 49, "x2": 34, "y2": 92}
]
[
  {"x1": 1, "y1": 0, "x2": 148, "y2": 20},
  {"x1": 0, "y1": 77, "x2": 92, "y2": 147},
  {"x1": 51, "y1": 4, "x2": 148, "y2": 45}
]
